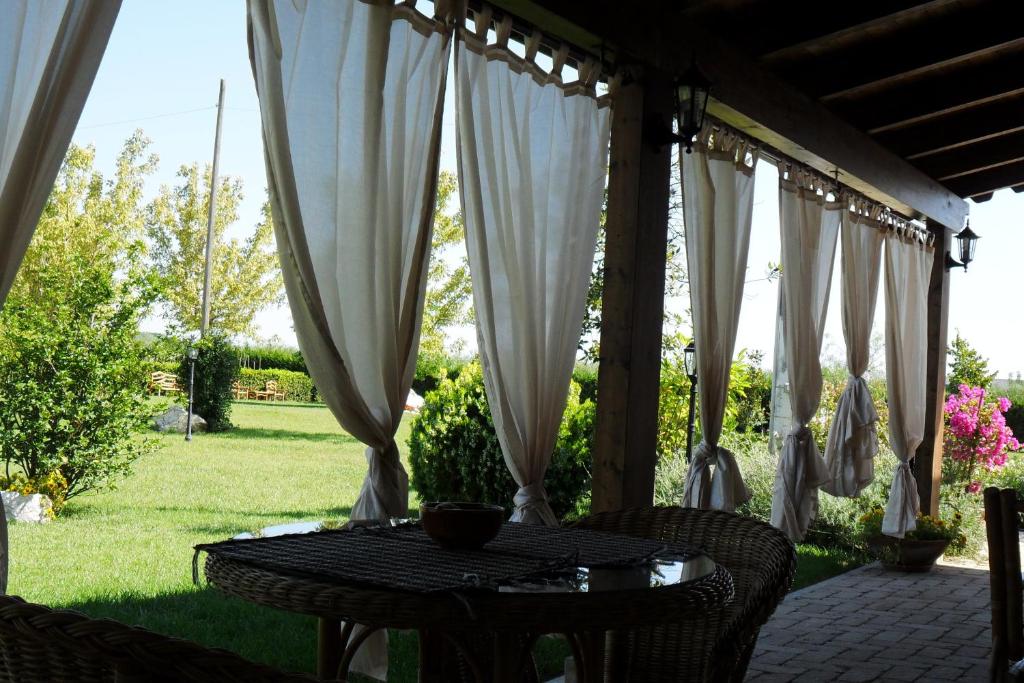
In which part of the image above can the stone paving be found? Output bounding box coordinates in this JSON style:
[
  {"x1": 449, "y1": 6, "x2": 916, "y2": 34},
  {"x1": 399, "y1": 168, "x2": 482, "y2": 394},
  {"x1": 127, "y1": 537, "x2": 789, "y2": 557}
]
[{"x1": 746, "y1": 558, "x2": 992, "y2": 682}]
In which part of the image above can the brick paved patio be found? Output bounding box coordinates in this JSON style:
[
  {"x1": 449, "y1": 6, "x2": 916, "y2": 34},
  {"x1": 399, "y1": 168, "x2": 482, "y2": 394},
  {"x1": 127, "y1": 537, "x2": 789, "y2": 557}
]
[{"x1": 746, "y1": 558, "x2": 991, "y2": 682}]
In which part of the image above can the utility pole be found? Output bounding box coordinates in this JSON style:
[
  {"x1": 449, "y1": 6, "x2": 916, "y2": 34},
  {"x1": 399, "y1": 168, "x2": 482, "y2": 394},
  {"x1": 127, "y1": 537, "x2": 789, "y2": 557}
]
[{"x1": 200, "y1": 79, "x2": 225, "y2": 336}]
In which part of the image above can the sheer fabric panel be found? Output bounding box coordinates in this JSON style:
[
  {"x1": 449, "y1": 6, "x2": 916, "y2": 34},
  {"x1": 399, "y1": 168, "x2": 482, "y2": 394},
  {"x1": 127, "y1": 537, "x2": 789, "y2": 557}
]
[
  {"x1": 769, "y1": 173, "x2": 840, "y2": 541},
  {"x1": 455, "y1": 14, "x2": 611, "y2": 524},
  {"x1": 680, "y1": 130, "x2": 757, "y2": 512},
  {"x1": 881, "y1": 233, "x2": 931, "y2": 538},
  {"x1": 822, "y1": 206, "x2": 884, "y2": 498},
  {"x1": 248, "y1": 2, "x2": 451, "y2": 676},
  {"x1": 0, "y1": 0, "x2": 122, "y2": 594}
]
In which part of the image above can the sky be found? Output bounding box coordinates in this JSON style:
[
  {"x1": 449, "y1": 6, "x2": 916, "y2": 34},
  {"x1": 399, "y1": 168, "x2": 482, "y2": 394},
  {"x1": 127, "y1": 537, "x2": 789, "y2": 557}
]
[{"x1": 73, "y1": 0, "x2": 1024, "y2": 377}]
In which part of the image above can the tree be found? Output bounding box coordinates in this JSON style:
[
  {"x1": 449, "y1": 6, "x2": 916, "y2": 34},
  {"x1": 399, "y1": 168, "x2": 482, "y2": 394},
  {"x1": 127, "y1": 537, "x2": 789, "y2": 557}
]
[
  {"x1": 146, "y1": 165, "x2": 283, "y2": 337},
  {"x1": 0, "y1": 135, "x2": 160, "y2": 506},
  {"x1": 419, "y1": 171, "x2": 472, "y2": 358},
  {"x1": 947, "y1": 332, "x2": 996, "y2": 392}
]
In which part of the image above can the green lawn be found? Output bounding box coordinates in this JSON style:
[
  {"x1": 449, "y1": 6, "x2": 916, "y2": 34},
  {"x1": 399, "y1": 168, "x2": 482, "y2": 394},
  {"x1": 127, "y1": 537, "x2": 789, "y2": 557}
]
[{"x1": 7, "y1": 401, "x2": 863, "y2": 679}]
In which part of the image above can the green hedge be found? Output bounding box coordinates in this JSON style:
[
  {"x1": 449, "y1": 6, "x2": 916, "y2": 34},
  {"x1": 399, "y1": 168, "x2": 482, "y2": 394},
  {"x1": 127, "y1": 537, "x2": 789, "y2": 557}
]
[
  {"x1": 412, "y1": 353, "x2": 468, "y2": 397},
  {"x1": 237, "y1": 368, "x2": 320, "y2": 403},
  {"x1": 237, "y1": 345, "x2": 308, "y2": 374}
]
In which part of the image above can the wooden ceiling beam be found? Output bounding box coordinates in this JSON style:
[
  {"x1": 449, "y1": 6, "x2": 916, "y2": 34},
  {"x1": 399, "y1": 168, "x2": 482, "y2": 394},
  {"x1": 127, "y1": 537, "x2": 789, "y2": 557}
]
[
  {"x1": 912, "y1": 131, "x2": 1024, "y2": 180},
  {"x1": 827, "y1": 47, "x2": 1024, "y2": 133},
  {"x1": 873, "y1": 93, "x2": 1024, "y2": 158},
  {"x1": 941, "y1": 160, "x2": 1024, "y2": 198},
  {"x1": 970, "y1": 192, "x2": 995, "y2": 202},
  {"x1": 489, "y1": 0, "x2": 969, "y2": 228},
  {"x1": 764, "y1": 2, "x2": 1022, "y2": 100}
]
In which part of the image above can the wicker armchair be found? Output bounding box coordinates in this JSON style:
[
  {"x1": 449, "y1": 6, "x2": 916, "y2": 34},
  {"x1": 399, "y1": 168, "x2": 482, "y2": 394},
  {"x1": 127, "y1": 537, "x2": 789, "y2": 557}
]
[
  {"x1": 0, "y1": 595, "x2": 322, "y2": 682},
  {"x1": 570, "y1": 506, "x2": 796, "y2": 682}
]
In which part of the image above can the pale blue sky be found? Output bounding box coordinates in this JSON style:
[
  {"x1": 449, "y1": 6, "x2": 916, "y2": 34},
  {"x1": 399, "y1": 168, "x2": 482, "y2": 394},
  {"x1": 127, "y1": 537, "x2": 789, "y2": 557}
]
[{"x1": 73, "y1": 0, "x2": 1024, "y2": 377}]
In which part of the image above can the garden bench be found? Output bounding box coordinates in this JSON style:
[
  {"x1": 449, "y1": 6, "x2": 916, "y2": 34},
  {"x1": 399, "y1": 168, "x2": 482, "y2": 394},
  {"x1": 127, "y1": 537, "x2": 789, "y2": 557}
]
[
  {"x1": 148, "y1": 371, "x2": 181, "y2": 395},
  {"x1": 253, "y1": 380, "x2": 286, "y2": 402}
]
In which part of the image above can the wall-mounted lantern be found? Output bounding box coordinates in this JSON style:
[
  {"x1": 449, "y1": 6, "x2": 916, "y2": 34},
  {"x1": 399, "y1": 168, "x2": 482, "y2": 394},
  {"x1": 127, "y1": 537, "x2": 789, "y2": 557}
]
[{"x1": 946, "y1": 221, "x2": 980, "y2": 271}]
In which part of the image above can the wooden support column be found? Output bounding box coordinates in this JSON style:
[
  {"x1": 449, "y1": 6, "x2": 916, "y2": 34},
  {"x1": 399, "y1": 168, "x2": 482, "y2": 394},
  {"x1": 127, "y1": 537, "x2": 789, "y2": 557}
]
[
  {"x1": 914, "y1": 220, "x2": 952, "y2": 517},
  {"x1": 591, "y1": 72, "x2": 673, "y2": 513}
]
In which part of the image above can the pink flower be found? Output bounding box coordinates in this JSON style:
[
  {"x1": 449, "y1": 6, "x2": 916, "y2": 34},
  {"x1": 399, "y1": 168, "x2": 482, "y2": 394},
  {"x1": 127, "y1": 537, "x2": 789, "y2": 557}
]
[
  {"x1": 1000, "y1": 396, "x2": 1012, "y2": 412},
  {"x1": 967, "y1": 481, "x2": 982, "y2": 494}
]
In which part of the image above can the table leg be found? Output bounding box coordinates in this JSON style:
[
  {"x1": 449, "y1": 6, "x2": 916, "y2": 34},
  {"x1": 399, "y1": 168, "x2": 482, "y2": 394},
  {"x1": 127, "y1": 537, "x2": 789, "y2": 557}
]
[{"x1": 317, "y1": 617, "x2": 343, "y2": 679}]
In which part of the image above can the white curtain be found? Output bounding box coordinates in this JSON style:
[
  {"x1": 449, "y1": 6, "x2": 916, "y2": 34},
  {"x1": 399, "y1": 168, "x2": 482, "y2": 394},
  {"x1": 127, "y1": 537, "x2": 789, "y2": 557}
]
[
  {"x1": 455, "y1": 12, "x2": 610, "y2": 525},
  {"x1": 0, "y1": 0, "x2": 122, "y2": 594},
  {"x1": 881, "y1": 230, "x2": 931, "y2": 538},
  {"x1": 822, "y1": 204, "x2": 884, "y2": 497},
  {"x1": 248, "y1": 1, "x2": 450, "y2": 677},
  {"x1": 680, "y1": 129, "x2": 757, "y2": 512},
  {"x1": 770, "y1": 171, "x2": 840, "y2": 541}
]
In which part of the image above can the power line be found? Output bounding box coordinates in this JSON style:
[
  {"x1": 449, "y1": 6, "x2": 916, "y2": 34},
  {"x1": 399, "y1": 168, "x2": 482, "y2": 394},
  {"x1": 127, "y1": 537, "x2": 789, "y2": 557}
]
[{"x1": 77, "y1": 105, "x2": 216, "y2": 131}]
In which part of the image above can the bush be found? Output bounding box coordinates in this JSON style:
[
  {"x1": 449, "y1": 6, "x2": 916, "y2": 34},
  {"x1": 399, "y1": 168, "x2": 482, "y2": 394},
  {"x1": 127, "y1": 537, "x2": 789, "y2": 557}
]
[
  {"x1": 412, "y1": 352, "x2": 467, "y2": 397},
  {"x1": 572, "y1": 365, "x2": 599, "y2": 404},
  {"x1": 237, "y1": 368, "x2": 319, "y2": 403},
  {"x1": 408, "y1": 362, "x2": 593, "y2": 521},
  {"x1": 0, "y1": 254, "x2": 158, "y2": 504},
  {"x1": 179, "y1": 334, "x2": 238, "y2": 432},
  {"x1": 238, "y1": 345, "x2": 307, "y2": 374}
]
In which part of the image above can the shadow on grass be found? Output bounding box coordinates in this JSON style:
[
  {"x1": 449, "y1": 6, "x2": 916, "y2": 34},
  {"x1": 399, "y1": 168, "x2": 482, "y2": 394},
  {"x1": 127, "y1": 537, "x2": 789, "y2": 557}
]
[
  {"x1": 212, "y1": 426, "x2": 359, "y2": 445},
  {"x1": 232, "y1": 400, "x2": 328, "y2": 410},
  {"x1": 57, "y1": 587, "x2": 566, "y2": 683}
]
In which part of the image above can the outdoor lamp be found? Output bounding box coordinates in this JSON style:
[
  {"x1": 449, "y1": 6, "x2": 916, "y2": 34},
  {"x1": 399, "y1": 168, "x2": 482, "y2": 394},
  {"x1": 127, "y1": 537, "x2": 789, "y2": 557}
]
[
  {"x1": 945, "y1": 221, "x2": 980, "y2": 271},
  {"x1": 675, "y1": 56, "x2": 712, "y2": 154},
  {"x1": 684, "y1": 341, "x2": 698, "y2": 462},
  {"x1": 186, "y1": 347, "x2": 199, "y2": 442}
]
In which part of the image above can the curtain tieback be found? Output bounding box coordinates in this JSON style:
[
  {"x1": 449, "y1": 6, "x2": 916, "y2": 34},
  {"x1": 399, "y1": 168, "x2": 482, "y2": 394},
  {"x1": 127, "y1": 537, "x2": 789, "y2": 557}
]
[
  {"x1": 513, "y1": 482, "x2": 549, "y2": 511},
  {"x1": 786, "y1": 425, "x2": 813, "y2": 446}
]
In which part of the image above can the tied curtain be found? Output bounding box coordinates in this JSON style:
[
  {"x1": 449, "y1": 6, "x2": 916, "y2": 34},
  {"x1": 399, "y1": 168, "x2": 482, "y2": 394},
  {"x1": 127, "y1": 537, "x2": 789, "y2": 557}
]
[
  {"x1": 822, "y1": 204, "x2": 884, "y2": 497},
  {"x1": 881, "y1": 231, "x2": 931, "y2": 537},
  {"x1": 0, "y1": 0, "x2": 122, "y2": 593},
  {"x1": 248, "y1": 1, "x2": 450, "y2": 677},
  {"x1": 680, "y1": 128, "x2": 757, "y2": 512},
  {"x1": 770, "y1": 171, "x2": 841, "y2": 542},
  {"x1": 455, "y1": 11, "x2": 611, "y2": 524}
]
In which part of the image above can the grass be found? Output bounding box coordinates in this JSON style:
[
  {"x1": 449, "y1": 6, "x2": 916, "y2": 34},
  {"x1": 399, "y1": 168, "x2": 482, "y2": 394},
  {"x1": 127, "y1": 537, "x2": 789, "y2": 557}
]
[{"x1": 7, "y1": 401, "x2": 865, "y2": 680}]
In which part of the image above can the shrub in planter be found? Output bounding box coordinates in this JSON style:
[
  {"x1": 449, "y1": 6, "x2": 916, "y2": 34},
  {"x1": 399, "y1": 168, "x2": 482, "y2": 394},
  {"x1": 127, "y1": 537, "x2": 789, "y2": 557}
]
[
  {"x1": 179, "y1": 334, "x2": 238, "y2": 432},
  {"x1": 408, "y1": 362, "x2": 593, "y2": 521}
]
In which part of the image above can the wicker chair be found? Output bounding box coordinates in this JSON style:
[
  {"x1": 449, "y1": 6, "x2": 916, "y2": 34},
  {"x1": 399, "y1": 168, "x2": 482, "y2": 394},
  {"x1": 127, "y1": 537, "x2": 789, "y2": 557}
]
[
  {"x1": 0, "y1": 594, "x2": 322, "y2": 682},
  {"x1": 570, "y1": 506, "x2": 796, "y2": 682}
]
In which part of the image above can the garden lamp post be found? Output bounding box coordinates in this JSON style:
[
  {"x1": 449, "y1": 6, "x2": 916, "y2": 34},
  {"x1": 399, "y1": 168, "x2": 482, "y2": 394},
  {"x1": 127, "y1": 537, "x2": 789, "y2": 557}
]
[
  {"x1": 186, "y1": 346, "x2": 199, "y2": 442},
  {"x1": 684, "y1": 341, "x2": 698, "y2": 462}
]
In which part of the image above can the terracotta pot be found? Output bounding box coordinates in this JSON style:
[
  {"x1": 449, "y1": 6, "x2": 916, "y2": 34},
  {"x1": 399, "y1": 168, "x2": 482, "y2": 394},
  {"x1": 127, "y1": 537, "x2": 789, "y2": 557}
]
[{"x1": 867, "y1": 536, "x2": 950, "y2": 572}]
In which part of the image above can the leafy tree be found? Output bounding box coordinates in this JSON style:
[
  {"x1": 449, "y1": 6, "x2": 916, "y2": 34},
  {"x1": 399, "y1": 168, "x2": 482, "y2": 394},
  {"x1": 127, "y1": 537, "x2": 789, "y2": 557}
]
[
  {"x1": 947, "y1": 332, "x2": 996, "y2": 392},
  {"x1": 0, "y1": 136, "x2": 160, "y2": 504},
  {"x1": 419, "y1": 171, "x2": 472, "y2": 358},
  {"x1": 147, "y1": 165, "x2": 283, "y2": 337}
]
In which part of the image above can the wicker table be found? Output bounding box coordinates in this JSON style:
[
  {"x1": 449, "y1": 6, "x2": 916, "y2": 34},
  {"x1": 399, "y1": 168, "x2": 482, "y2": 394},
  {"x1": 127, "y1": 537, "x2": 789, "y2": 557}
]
[{"x1": 198, "y1": 522, "x2": 733, "y2": 682}]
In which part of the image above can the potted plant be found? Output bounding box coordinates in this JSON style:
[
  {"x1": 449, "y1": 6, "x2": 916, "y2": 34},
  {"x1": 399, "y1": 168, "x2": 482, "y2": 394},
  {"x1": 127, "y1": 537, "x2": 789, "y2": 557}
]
[{"x1": 859, "y1": 507, "x2": 965, "y2": 572}]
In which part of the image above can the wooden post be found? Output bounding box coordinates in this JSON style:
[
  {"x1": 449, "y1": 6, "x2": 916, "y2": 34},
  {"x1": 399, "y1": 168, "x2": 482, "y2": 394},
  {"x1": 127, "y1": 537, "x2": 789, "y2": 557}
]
[
  {"x1": 591, "y1": 71, "x2": 673, "y2": 513},
  {"x1": 914, "y1": 220, "x2": 952, "y2": 516}
]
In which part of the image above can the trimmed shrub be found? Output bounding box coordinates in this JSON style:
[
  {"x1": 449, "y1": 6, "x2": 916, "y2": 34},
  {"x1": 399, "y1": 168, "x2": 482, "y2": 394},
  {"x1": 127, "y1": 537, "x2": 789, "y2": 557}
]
[
  {"x1": 237, "y1": 368, "x2": 319, "y2": 403},
  {"x1": 408, "y1": 362, "x2": 593, "y2": 521},
  {"x1": 412, "y1": 352, "x2": 468, "y2": 397},
  {"x1": 179, "y1": 334, "x2": 238, "y2": 432},
  {"x1": 572, "y1": 365, "x2": 599, "y2": 404},
  {"x1": 237, "y1": 345, "x2": 307, "y2": 374}
]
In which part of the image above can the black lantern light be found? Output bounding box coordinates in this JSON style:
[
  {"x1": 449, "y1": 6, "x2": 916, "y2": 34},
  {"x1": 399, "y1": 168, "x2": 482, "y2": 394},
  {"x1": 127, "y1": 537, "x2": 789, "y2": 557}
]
[
  {"x1": 676, "y1": 56, "x2": 712, "y2": 154},
  {"x1": 945, "y1": 221, "x2": 980, "y2": 271},
  {"x1": 684, "y1": 341, "x2": 698, "y2": 462}
]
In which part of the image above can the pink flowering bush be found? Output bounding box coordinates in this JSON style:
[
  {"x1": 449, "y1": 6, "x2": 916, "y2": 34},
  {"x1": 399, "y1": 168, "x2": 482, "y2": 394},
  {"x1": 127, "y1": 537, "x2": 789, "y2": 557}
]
[{"x1": 943, "y1": 384, "x2": 1021, "y2": 493}]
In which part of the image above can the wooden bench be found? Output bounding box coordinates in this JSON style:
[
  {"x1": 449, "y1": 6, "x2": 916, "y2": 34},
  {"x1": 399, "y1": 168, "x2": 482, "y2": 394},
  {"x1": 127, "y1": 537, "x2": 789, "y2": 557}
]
[
  {"x1": 253, "y1": 380, "x2": 286, "y2": 402},
  {"x1": 148, "y1": 371, "x2": 182, "y2": 395}
]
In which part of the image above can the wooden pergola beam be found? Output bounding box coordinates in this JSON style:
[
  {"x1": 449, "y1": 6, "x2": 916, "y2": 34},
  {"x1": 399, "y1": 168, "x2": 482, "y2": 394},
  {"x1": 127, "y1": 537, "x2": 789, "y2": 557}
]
[
  {"x1": 875, "y1": 94, "x2": 1024, "y2": 158},
  {"x1": 491, "y1": 0, "x2": 969, "y2": 227},
  {"x1": 942, "y1": 160, "x2": 1024, "y2": 198},
  {"x1": 912, "y1": 130, "x2": 1024, "y2": 180},
  {"x1": 833, "y1": 47, "x2": 1024, "y2": 133}
]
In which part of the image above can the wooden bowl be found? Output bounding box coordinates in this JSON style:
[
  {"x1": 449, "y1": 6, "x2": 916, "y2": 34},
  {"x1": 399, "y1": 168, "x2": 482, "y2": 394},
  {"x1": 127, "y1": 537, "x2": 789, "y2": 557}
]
[{"x1": 420, "y1": 502, "x2": 504, "y2": 550}]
